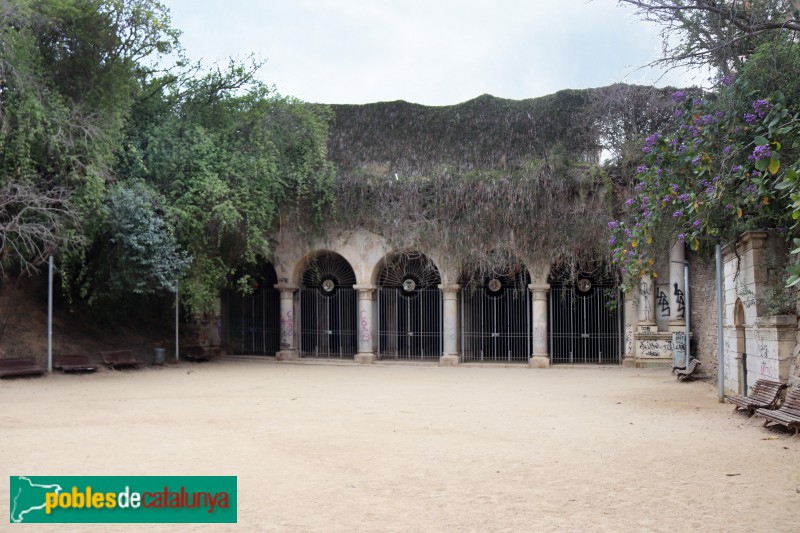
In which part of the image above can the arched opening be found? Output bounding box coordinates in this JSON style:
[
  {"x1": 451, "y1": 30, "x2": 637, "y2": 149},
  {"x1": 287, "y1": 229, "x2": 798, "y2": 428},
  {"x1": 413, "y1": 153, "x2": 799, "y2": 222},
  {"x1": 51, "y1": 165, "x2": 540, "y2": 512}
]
[
  {"x1": 377, "y1": 252, "x2": 442, "y2": 360},
  {"x1": 299, "y1": 251, "x2": 357, "y2": 358},
  {"x1": 548, "y1": 259, "x2": 621, "y2": 364},
  {"x1": 460, "y1": 261, "x2": 531, "y2": 363},
  {"x1": 734, "y1": 298, "x2": 748, "y2": 394},
  {"x1": 221, "y1": 262, "x2": 281, "y2": 355}
]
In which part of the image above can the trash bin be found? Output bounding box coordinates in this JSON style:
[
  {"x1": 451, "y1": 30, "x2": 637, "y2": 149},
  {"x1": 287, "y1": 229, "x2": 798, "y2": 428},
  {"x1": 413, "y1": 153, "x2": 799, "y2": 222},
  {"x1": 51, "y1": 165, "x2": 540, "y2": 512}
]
[{"x1": 154, "y1": 347, "x2": 166, "y2": 366}]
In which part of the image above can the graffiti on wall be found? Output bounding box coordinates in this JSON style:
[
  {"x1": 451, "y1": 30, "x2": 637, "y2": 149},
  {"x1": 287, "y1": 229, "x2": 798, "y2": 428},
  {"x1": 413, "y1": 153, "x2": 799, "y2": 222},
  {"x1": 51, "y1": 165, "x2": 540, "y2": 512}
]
[
  {"x1": 656, "y1": 289, "x2": 670, "y2": 317},
  {"x1": 673, "y1": 283, "x2": 685, "y2": 319}
]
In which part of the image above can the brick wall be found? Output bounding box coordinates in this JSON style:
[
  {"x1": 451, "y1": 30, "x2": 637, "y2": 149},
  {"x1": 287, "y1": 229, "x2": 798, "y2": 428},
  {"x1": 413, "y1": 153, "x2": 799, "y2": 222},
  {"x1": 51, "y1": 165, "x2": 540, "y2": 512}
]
[{"x1": 688, "y1": 251, "x2": 720, "y2": 380}]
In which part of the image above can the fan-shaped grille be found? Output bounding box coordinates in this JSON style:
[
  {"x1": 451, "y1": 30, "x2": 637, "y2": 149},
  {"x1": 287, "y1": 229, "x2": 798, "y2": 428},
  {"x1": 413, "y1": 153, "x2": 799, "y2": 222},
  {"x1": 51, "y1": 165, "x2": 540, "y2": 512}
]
[
  {"x1": 378, "y1": 252, "x2": 441, "y2": 291},
  {"x1": 301, "y1": 252, "x2": 357, "y2": 291}
]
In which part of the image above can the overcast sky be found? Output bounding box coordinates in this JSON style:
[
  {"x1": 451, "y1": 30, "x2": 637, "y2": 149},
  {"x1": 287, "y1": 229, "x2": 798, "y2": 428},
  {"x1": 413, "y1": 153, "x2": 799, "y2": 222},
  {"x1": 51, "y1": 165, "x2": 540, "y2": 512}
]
[{"x1": 162, "y1": 0, "x2": 704, "y2": 106}]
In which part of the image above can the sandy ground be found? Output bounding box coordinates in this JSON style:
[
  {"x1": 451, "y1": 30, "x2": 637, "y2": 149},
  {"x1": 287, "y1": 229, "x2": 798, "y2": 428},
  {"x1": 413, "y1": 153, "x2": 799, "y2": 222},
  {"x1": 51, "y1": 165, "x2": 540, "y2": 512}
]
[{"x1": 1, "y1": 359, "x2": 799, "y2": 532}]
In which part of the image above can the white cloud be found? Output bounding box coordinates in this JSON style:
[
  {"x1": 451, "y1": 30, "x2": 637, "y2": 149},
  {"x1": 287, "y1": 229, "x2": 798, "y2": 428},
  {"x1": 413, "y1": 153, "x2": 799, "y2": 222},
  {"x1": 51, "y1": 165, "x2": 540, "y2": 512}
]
[{"x1": 163, "y1": 0, "x2": 706, "y2": 105}]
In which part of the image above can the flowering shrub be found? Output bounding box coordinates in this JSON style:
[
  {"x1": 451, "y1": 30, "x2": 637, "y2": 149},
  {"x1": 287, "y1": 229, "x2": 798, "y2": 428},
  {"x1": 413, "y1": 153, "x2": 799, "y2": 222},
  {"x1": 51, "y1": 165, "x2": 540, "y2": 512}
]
[{"x1": 607, "y1": 80, "x2": 800, "y2": 288}]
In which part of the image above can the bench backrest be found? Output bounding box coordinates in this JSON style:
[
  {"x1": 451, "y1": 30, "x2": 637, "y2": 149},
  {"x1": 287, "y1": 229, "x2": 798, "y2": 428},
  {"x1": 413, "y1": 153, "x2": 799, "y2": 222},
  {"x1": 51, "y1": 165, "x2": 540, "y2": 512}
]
[
  {"x1": 749, "y1": 379, "x2": 786, "y2": 403},
  {"x1": 99, "y1": 350, "x2": 134, "y2": 361},
  {"x1": 55, "y1": 354, "x2": 91, "y2": 364},
  {"x1": 0, "y1": 357, "x2": 39, "y2": 368},
  {"x1": 781, "y1": 389, "x2": 800, "y2": 418}
]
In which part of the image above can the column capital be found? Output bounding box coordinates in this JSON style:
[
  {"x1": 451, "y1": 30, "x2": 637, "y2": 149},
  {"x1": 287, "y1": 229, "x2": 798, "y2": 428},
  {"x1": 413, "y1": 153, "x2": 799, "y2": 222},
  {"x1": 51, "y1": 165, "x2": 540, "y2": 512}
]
[
  {"x1": 437, "y1": 284, "x2": 460, "y2": 293},
  {"x1": 353, "y1": 284, "x2": 378, "y2": 292},
  {"x1": 274, "y1": 283, "x2": 299, "y2": 292},
  {"x1": 528, "y1": 283, "x2": 550, "y2": 294}
]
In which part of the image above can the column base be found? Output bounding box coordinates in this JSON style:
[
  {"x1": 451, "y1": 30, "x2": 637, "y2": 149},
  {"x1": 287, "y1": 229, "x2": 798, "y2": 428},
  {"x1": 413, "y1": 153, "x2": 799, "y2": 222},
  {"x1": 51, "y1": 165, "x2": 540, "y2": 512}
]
[
  {"x1": 355, "y1": 352, "x2": 376, "y2": 364},
  {"x1": 439, "y1": 354, "x2": 460, "y2": 367},
  {"x1": 668, "y1": 320, "x2": 686, "y2": 333},
  {"x1": 622, "y1": 356, "x2": 636, "y2": 368},
  {"x1": 529, "y1": 355, "x2": 550, "y2": 369},
  {"x1": 275, "y1": 350, "x2": 298, "y2": 361}
]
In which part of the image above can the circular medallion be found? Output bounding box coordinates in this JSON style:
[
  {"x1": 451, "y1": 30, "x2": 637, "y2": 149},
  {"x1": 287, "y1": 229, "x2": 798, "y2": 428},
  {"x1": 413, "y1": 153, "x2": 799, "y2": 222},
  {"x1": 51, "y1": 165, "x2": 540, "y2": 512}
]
[
  {"x1": 322, "y1": 279, "x2": 336, "y2": 293},
  {"x1": 402, "y1": 278, "x2": 417, "y2": 293},
  {"x1": 487, "y1": 278, "x2": 503, "y2": 292},
  {"x1": 577, "y1": 278, "x2": 592, "y2": 293}
]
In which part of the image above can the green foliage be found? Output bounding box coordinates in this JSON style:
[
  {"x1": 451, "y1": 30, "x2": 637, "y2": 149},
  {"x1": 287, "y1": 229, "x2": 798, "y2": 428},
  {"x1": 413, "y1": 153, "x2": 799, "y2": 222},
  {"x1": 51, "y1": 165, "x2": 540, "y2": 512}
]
[
  {"x1": 104, "y1": 182, "x2": 190, "y2": 295},
  {"x1": 608, "y1": 80, "x2": 800, "y2": 290},
  {"x1": 120, "y1": 66, "x2": 334, "y2": 312}
]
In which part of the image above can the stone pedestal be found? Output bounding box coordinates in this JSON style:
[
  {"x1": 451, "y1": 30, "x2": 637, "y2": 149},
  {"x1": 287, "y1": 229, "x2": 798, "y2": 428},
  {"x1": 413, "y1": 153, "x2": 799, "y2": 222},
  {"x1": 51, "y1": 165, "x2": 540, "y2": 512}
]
[
  {"x1": 354, "y1": 285, "x2": 377, "y2": 364},
  {"x1": 529, "y1": 284, "x2": 550, "y2": 368},
  {"x1": 439, "y1": 284, "x2": 460, "y2": 366},
  {"x1": 622, "y1": 289, "x2": 638, "y2": 367},
  {"x1": 275, "y1": 284, "x2": 299, "y2": 361}
]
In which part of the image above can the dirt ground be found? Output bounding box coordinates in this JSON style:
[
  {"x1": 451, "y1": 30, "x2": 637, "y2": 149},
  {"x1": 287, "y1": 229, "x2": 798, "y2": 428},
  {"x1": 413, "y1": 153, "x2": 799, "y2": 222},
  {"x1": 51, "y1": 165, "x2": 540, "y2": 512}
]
[{"x1": 1, "y1": 359, "x2": 799, "y2": 532}]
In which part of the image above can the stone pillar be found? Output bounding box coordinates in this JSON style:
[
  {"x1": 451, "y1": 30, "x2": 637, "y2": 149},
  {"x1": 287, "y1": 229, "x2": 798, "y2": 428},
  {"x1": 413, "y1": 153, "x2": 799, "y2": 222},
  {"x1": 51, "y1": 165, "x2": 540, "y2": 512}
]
[
  {"x1": 623, "y1": 287, "x2": 638, "y2": 367},
  {"x1": 669, "y1": 240, "x2": 686, "y2": 331},
  {"x1": 638, "y1": 274, "x2": 656, "y2": 332},
  {"x1": 439, "y1": 284, "x2": 460, "y2": 367},
  {"x1": 275, "y1": 284, "x2": 298, "y2": 361},
  {"x1": 529, "y1": 284, "x2": 550, "y2": 368},
  {"x1": 354, "y1": 285, "x2": 377, "y2": 364}
]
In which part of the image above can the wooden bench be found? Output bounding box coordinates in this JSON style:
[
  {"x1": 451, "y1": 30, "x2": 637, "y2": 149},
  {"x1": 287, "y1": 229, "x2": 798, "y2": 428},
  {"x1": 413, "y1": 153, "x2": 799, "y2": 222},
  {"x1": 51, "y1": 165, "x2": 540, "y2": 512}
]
[
  {"x1": 0, "y1": 357, "x2": 45, "y2": 378},
  {"x1": 99, "y1": 350, "x2": 142, "y2": 369},
  {"x1": 53, "y1": 354, "x2": 98, "y2": 373},
  {"x1": 726, "y1": 379, "x2": 787, "y2": 416},
  {"x1": 672, "y1": 358, "x2": 701, "y2": 381},
  {"x1": 755, "y1": 388, "x2": 800, "y2": 436}
]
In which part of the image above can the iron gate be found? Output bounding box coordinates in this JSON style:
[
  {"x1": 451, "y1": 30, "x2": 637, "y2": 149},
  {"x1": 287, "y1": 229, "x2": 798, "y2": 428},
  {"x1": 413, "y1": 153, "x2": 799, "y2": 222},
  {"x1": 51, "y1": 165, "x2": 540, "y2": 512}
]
[
  {"x1": 378, "y1": 288, "x2": 442, "y2": 360},
  {"x1": 549, "y1": 282, "x2": 622, "y2": 364},
  {"x1": 299, "y1": 287, "x2": 357, "y2": 358},
  {"x1": 299, "y1": 252, "x2": 358, "y2": 358},
  {"x1": 461, "y1": 270, "x2": 531, "y2": 363},
  {"x1": 377, "y1": 253, "x2": 442, "y2": 360},
  {"x1": 222, "y1": 287, "x2": 281, "y2": 355}
]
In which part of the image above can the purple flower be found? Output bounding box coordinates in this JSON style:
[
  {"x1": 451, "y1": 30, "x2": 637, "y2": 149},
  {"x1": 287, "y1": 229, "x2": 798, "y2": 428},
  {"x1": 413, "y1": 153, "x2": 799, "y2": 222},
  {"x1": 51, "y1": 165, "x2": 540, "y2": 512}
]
[
  {"x1": 671, "y1": 183, "x2": 680, "y2": 193},
  {"x1": 725, "y1": 203, "x2": 733, "y2": 210},
  {"x1": 678, "y1": 193, "x2": 690, "y2": 202},
  {"x1": 677, "y1": 144, "x2": 688, "y2": 154},
  {"x1": 625, "y1": 198, "x2": 635, "y2": 208},
  {"x1": 607, "y1": 220, "x2": 620, "y2": 229},
  {"x1": 672, "y1": 91, "x2": 687, "y2": 102},
  {"x1": 621, "y1": 267, "x2": 628, "y2": 274},
  {"x1": 721, "y1": 75, "x2": 735, "y2": 87},
  {"x1": 673, "y1": 210, "x2": 683, "y2": 219},
  {"x1": 641, "y1": 196, "x2": 649, "y2": 205},
  {"x1": 751, "y1": 144, "x2": 771, "y2": 161},
  {"x1": 753, "y1": 99, "x2": 772, "y2": 118},
  {"x1": 744, "y1": 113, "x2": 758, "y2": 124},
  {"x1": 677, "y1": 233, "x2": 686, "y2": 243},
  {"x1": 722, "y1": 146, "x2": 732, "y2": 155},
  {"x1": 608, "y1": 236, "x2": 617, "y2": 245},
  {"x1": 641, "y1": 146, "x2": 652, "y2": 154},
  {"x1": 662, "y1": 195, "x2": 672, "y2": 204},
  {"x1": 692, "y1": 219, "x2": 702, "y2": 228},
  {"x1": 645, "y1": 133, "x2": 661, "y2": 147},
  {"x1": 692, "y1": 156, "x2": 702, "y2": 166},
  {"x1": 732, "y1": 165, "x2": 742, "y2": 173},
  {"x1": 636, "y1": 165, "x2": 648, "y2": 174},
  {"x1": 674, "y1": 109, "x2": 684, "y2": 119}
]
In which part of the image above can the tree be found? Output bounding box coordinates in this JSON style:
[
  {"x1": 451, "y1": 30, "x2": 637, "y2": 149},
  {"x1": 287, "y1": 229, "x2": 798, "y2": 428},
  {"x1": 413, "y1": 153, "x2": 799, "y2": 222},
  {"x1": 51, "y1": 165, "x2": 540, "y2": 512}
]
[{"x1": 618, "y1": 0, "x2": 800, "y2": 75}]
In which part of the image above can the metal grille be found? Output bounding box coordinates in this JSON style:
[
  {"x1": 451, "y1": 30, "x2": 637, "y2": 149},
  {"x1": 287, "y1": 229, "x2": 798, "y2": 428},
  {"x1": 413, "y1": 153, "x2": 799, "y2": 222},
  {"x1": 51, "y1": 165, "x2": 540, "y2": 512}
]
[
  {"x1": 377, "y1": 253, "x2": 442, "y2": 360},
  {"x1": 299, "y1": 252, "x2": 357, "y2": 358},
  {"x1": 221, "y1": 287, "x2": 281, "y2": 355},
  {"x1": 299, "y1": 287, "x2": 357, "y2": 358},
  {"x1": 461, "y1": 270, "x2": 531, "y2": 363},
  {"x1": 549, "y1": 284, "x2": 622, "y2": 364}
]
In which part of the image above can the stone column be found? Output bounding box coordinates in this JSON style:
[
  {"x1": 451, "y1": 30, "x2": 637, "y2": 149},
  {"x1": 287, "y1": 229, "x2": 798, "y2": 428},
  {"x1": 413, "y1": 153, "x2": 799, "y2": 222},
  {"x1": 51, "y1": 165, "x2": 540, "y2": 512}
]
[
  {"x1": 623, "y1": 287, "x2": 638, "y2": 367},
  {"x1": 439, "y1": 284, "x2": 460, "y2": 367},
  {"x1": 669, "y1": 240, "x2": 686, "y2": 331},
  {"x1": 529, "y1": 284, "x2": 550, "y2": 368},
  {"x1": 354, "y1": 285, "x2": 377, "y2": 364},
  {"x1": 275, "y1": 284, "x2": 298, "y2": 361},
  {"x1": 638, "y1": 274, "x2": 656, "y2": 333}
]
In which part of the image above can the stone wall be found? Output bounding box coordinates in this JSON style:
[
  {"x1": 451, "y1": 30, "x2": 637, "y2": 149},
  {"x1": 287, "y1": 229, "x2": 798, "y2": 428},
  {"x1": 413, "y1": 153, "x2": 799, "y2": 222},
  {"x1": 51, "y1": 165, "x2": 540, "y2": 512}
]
[{"x1": 688, "y1": 251, "x2": 719, "y2": 380}]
